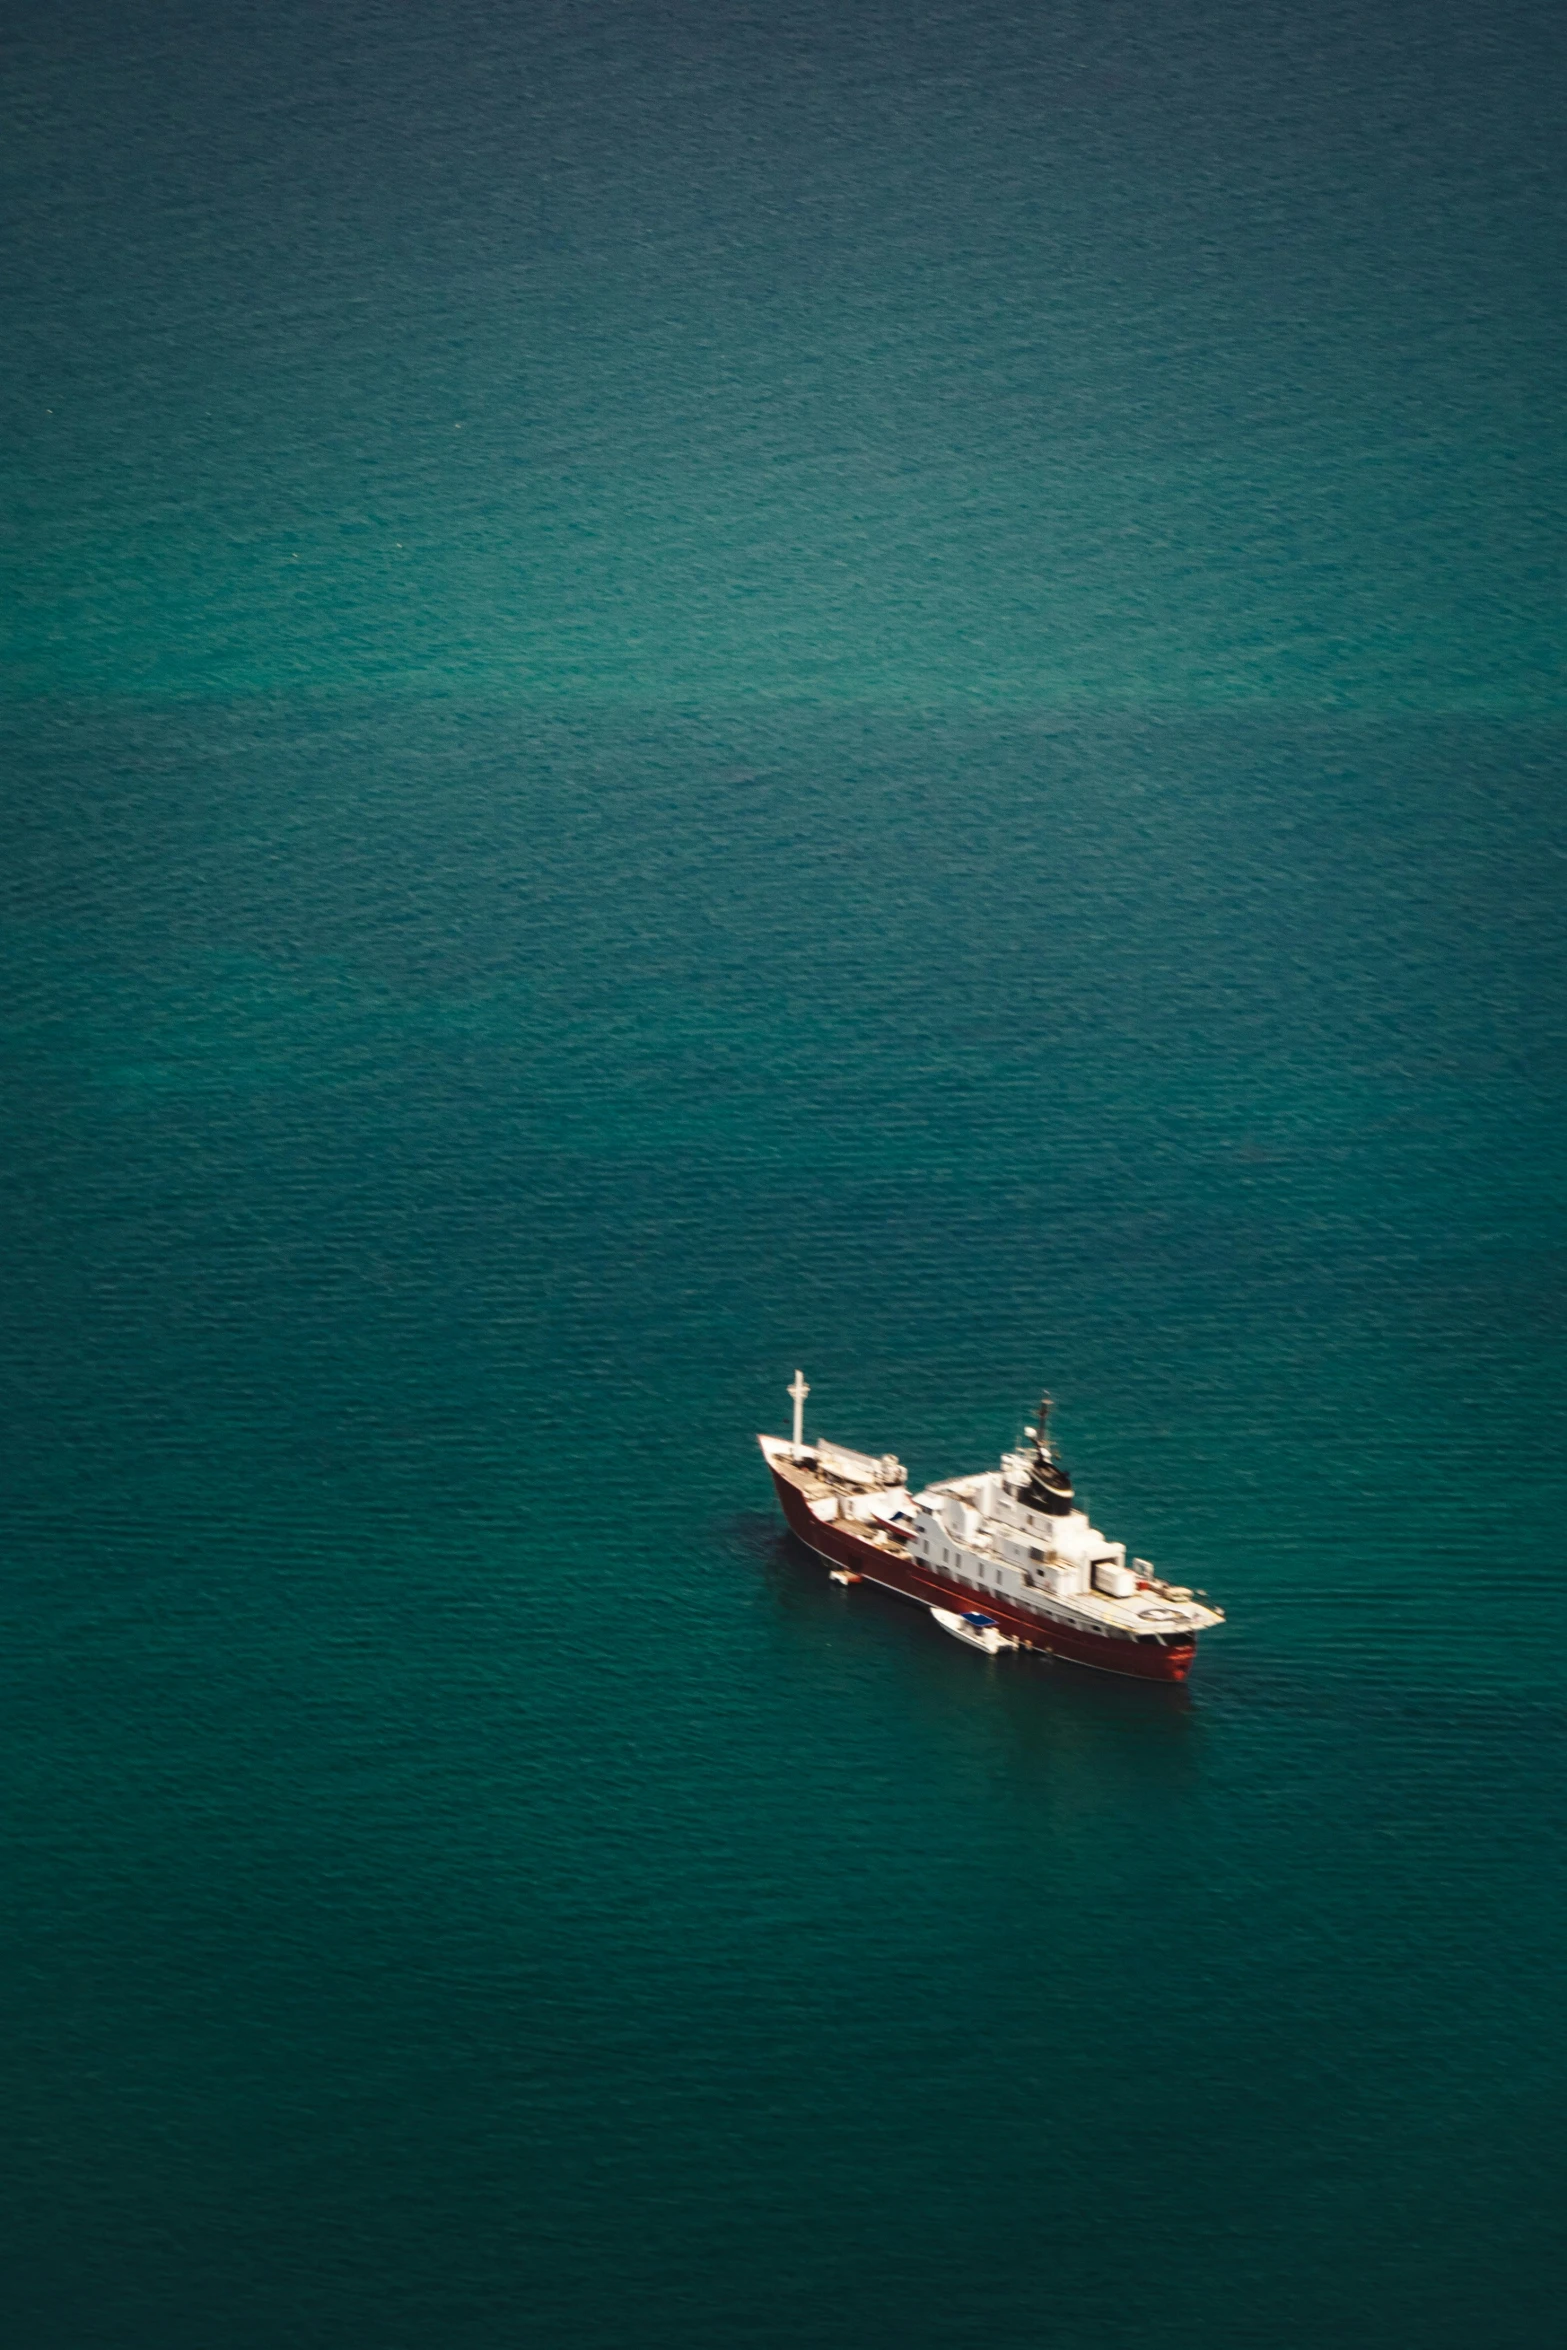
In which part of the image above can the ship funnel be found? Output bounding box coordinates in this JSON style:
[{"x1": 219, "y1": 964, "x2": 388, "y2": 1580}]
[{"x1": 1021, "y1": 1391, "x2": 1073, "y2": 1515}]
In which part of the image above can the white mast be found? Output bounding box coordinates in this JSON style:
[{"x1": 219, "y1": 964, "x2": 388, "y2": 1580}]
[{"x1": 788, "y1": 1369, "x2": 810, "y2": 1460}]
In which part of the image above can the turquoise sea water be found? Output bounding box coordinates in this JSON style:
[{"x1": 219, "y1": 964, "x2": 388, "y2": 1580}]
[{"x1": 3, "y1": 5, "x2": 1565, "y2": 2346}]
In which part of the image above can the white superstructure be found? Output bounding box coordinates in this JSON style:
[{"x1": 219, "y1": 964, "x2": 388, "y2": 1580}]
[{"x1": 905, "y1": 1404, "x2": 1222, "y2": 1651}]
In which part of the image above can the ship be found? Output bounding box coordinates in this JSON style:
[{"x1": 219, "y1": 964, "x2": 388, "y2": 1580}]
[{"x1": 758, "y1": 1373, "x2": 1222, "y2": 1683}]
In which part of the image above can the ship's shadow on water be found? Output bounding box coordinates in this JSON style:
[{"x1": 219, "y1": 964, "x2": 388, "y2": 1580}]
[
  {"x1": 720, "y1": 1503, "x2": 1191, "y2": 1697},
  {"x1": 713, "y1": 1509, "x2": 1202, "y2": 1771},
  {"x1": 712, "y1": 1511, "x2": 1567, "y2": 1765}
]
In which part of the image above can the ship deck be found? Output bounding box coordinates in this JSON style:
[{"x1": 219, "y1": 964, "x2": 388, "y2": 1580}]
[{"x1": 759, "y1": 1439, "x2": 914, "y2": 1556}]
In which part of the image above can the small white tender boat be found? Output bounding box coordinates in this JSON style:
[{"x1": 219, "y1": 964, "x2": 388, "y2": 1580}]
[{"x1": 930, "y1": 1606, "x2": 1017, "y2": 1656}]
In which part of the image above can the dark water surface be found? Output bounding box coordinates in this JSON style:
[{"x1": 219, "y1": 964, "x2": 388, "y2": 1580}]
[{"x1": 3, "y1": 6, "x2": 1565, "y2": 2347}]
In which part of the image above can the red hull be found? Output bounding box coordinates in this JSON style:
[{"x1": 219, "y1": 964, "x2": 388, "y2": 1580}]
[{"x1": 767, "y1": 1461, "x2": 1196, "y2": 1684}]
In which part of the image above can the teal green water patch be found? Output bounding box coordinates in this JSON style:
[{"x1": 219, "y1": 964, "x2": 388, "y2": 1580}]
[
  {"x1": 8, "y1": 388, "x2": 1564, "y2": 709},
  {"x1": 2, "y1": 691, "x2": 1564, "y2": 2348},
  {"x1": 5, "y1": 1, "x2": 1563, "y2": 712},
  {"x1": 4, "y1": 1, "x2": 1566, "y2": 2340}
]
